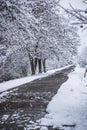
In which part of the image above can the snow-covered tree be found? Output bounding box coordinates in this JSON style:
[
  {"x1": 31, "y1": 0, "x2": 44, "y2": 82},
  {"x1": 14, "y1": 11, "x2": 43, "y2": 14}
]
[{"x1": 0, "y1": 0, "x2": 80, "y2": 81}]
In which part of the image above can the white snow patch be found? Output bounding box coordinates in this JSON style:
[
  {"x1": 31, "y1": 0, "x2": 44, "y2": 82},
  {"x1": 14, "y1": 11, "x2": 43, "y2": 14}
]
[
  {"x1": 40, "y1": 126, "x2": 48, "y2": 130},
  {"x1": 39, "y1": 65, "x2": 87, "y2": 130},
  {"x1": 1, "y1": 115, "x2": 9, "y2": 121}
]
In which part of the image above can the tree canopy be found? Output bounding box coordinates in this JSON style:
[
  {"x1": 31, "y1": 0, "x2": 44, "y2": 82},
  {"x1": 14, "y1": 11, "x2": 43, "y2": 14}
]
[{"x1": 0, "y1": 0, "x2": 79, "y2": 81}]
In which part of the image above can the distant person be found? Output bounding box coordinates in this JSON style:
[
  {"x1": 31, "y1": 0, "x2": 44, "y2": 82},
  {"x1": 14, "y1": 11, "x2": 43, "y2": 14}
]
[
  {"x1": 78, "y1": 46, "x2": 87, "y2": 78},
  {"x1": 84, "y1": 69, "x2": 87, "y2": 78}
]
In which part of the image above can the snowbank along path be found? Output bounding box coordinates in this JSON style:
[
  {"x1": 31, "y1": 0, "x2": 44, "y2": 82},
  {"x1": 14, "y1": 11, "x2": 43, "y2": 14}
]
[
  {"x1": 0, "y1": 65, "x2": 75, "y2": 130},
  {"x1": 39, "y1": 65, "x2": 87, "y2": 130}
]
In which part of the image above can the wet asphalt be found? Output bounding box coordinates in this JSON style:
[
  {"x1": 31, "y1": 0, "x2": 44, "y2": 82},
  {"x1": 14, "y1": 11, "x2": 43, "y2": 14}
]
[{"x1": 0, "y1": 66, "x2": 75, "y2": 130}]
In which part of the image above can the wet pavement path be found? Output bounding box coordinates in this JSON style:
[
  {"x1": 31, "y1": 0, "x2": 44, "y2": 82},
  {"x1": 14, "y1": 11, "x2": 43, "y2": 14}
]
[{"x1": 0, "y1": 66, "x2": 75, "y2": 130}]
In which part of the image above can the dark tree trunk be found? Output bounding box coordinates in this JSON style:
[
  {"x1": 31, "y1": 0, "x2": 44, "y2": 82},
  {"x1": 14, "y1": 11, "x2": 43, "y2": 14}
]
[
  {"x1": 38, "y1": 59, "x2": 42, "y2": 73},
  {"x1": 43, "y1": 59, "x2": 46, "y2": 73},
  {"x1": 27, "y1": 52, "x2": 35, "y2": 75},
  {"x1": 30, "y1": 58, "x2": 35, "y2": 75},
  {"x1": 35, "y1": 58, "x2": 38, "y2": 72}
]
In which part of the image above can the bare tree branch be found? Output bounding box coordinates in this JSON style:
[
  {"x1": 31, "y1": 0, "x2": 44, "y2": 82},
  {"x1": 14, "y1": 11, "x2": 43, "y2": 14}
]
[
  {"x1": 83, "y1": 0, "x2": 87, "y2": 4},
  {"x1": 58, "y1": 1, "x2": 87, "y2": 28}
]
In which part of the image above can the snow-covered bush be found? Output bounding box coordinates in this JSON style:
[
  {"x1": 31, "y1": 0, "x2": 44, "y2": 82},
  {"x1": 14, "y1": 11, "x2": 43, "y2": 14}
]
[{"x1": 0, "y1": 47, "x2": 30, "y2": 82}]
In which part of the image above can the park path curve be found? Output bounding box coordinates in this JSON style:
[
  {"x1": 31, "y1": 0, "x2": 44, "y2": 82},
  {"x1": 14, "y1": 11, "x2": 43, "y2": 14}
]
[{"x1": 0, "y1": 66, "x2": 75, "y2": 130}]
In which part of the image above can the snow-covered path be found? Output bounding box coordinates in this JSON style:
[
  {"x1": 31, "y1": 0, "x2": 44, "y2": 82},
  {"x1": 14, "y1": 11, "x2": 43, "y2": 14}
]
[
  {"x1": 0, "y1": 65, "x2": 74, "y2": 130},
  {"x1": 0, "y1": 65, "x2": 73, "y2": 96},
  {"x1": 39, "y1": 65, "x2": 87, "y2": 130}
]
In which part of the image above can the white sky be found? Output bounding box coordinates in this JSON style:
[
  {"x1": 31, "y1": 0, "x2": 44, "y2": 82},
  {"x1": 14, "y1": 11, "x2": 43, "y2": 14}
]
[
  {"x1": 60, "y1": 0, "x2": 87, "y2": 9},
  {"x1": 60, "y1": 0, "x2": 87, "y2": 53}
]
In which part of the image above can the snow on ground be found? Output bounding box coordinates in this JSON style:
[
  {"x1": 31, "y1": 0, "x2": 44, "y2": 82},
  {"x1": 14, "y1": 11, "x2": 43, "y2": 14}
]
[
  {"x1": 39, "y1": 65, "x2": 87, "y2": 130},
  {"x1": 0, "y1": 65, "x2": 73, "y2": 95}
]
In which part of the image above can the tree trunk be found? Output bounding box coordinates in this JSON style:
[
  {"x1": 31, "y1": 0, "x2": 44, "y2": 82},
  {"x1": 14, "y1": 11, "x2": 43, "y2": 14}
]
[
  {"x1": 27, "y1": 52, "x2": 35, "y2": 75},
  {"x1": 30, "y1": 58, "x2": 35, "y2": 75},
  {"x1": 35, "y1": 58, "x2": 38, "y2": 72},
  {"x1": 43, "y1": 59, "x2": 46, "y2": 73},
  {"x1": 38, "y1": 59, "x2": 42, "y2": 73}
]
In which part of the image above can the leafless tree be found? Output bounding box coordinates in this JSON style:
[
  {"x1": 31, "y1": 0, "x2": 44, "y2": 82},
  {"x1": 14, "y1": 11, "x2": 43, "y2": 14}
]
[{"x1": 58, "y1": 0, "x2": 87, "y2": 29}]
